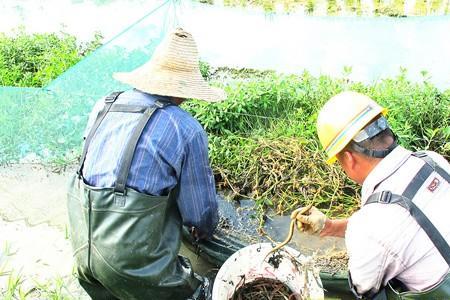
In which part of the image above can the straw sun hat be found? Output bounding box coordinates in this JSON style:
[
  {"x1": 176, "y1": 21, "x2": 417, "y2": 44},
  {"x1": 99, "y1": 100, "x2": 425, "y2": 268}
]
[{"x1": 113, "y1": 28, "x2": 226, "y2": 103}]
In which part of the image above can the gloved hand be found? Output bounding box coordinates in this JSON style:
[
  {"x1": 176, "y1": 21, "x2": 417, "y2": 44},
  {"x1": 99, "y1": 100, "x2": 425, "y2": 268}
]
[{"x1": 290, "y1": 206, "x2": 327, "y2": 235}]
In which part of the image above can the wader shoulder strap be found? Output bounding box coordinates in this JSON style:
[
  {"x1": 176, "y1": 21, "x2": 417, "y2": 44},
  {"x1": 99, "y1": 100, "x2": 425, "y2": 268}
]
[
  {"x1": 113, "y1": 99, "x2": 173, "y2": 195},
  {"x1": 108, "y1": 104, "x2": 150, "y2": 113},
  {"x1": 77, "y1": 91, "x2": 124, "y2": 176},
  {"x1": 367, "y1": 192, "x2": 450, "y2": 266},
  {"x1": 365, "y1": 152, "x2": 450, "y2": 266},
  {"x1": 412, "y1": 151, "x2": 450, "y2": 183}
]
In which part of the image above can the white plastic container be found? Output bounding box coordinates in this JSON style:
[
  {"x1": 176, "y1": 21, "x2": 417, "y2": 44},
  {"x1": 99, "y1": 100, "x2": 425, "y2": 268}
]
[{"x1": 212, "y1": 242, "x2": 324, "y2": 300}]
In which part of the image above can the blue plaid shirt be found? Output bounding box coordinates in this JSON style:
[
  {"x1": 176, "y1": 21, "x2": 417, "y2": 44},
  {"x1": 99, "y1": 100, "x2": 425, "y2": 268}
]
[{"x1": 82, "y1": 89, "x2": 218, "y2": 238}]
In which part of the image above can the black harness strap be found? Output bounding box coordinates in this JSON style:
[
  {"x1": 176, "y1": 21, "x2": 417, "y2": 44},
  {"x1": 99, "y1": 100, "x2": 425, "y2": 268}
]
[
  {"x1": 78, "y1": 91, "x2": 123, "y2": 176},
  {"x1": 365, "y1": 152, "x2": 450, "y2": 266}
]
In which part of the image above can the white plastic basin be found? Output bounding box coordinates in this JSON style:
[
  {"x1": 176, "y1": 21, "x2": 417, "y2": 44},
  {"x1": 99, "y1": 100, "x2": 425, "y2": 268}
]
[{"x1": 212, "y1": 242, "x2": 324, "y2": 300}]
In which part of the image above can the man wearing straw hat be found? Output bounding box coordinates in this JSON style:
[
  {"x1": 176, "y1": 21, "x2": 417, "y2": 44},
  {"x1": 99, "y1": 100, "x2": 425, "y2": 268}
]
[
  {"x1": 67, "y1": 28, "x2": 226, "y2": 300},
  {"x1": 291, "y1": 92, "x2": 450, "y2": 299}
]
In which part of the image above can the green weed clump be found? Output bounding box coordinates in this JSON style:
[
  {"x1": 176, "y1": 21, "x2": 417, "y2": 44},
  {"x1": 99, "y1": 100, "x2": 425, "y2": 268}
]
[
  {"x1": 0, "y1": 29, "x2": 102, "y2": 87},
  {"x1": 0, "y1": 272, "x2": 75, "y2": 300},
  {"x1": 366, "y1": 70, "x2": 450, "y2": 156},
  {"x1": 184, "y1": 69, "x2": 449, "y2": 218},
  {"x1": 209, "y1": 134, "x2": 359, "y2": 218}
]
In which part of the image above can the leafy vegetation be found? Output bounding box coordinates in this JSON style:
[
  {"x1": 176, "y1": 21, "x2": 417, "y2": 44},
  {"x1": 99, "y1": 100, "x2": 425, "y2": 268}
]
[
  {"x1": 188, "y1": 66, "x2": 450, "y2": 217},
  {"x1": 0, "y1": 29, "x2": 102, "y2": 87},
  {"x1": 0, "y1": 269, "x2": 76, "y2": 300},
  {"x1": 0, "y1": 31, "x2": 449, "y2": 219}
]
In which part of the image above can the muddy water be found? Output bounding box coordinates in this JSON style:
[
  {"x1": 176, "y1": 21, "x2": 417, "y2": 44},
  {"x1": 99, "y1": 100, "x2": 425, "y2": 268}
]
[
  {"x1": 212, "y1": 198, "x2": 347, "y2": 269},
  {"x1": 264, "y1": 213, "x2": 346, "y2": 257}
]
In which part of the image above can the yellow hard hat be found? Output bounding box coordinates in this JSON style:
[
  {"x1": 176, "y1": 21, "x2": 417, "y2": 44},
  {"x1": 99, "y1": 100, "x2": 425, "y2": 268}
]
[{"x1": 317, "y1": 91, "x2": 387, "y2": 164}]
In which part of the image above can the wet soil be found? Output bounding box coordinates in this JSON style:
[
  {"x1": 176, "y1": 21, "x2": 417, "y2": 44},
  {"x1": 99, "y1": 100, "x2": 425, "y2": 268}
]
[{"x1": 314, "y1": 250, "x2": 349, "y2": 274}]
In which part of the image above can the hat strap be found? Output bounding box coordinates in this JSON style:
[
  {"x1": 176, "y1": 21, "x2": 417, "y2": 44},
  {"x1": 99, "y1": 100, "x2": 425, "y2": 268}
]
[{"x1": 351, "y1": 140, "x2": 398, "y2": 158}]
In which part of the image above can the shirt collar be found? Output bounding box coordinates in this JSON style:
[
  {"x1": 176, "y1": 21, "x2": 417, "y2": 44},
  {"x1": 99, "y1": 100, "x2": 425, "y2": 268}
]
[{"x1": 361, "y1": 145, "x2": 412, "y2": 205}]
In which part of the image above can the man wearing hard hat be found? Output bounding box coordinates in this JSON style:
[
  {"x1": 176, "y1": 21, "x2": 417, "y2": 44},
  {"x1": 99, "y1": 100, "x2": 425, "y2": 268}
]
[
  {"x1": 67, "y1": 28, "x2": 225, "y2": 300},
  {"x1": 292, "y1": 91, "x2": 450, "y2": 299}
]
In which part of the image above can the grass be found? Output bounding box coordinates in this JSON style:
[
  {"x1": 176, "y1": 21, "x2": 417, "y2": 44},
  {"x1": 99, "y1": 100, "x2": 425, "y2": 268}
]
[
  {"x1": 209, "y1": 134, "x2": 359, "y2": 219},
  {"x1": 0, "y1": 272, "x2": 75, "y2": 300},
  {"x1": 0, "y1": 28, "x2": 102, "y2": 88},
  {"x1": 0, "y1": 242, "x2": 82, "y2": 300},
  {"x1": 181, "y1": 67, "x2": 450, "y2": 218}
]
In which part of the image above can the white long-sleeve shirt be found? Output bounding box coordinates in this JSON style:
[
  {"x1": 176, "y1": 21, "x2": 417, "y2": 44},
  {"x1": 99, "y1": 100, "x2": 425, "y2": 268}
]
[{"x1": 345, "y1": 146, "x2": 450, "y2": 295}]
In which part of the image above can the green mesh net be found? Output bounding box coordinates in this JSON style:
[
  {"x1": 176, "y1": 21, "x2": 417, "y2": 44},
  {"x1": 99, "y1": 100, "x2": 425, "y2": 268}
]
[
  {"x1": 1, "y1": 0, "x2": 450, "y2": 164},
  {"x1": 0, "y1": 1, "x2": 176, "y2": 163}
]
